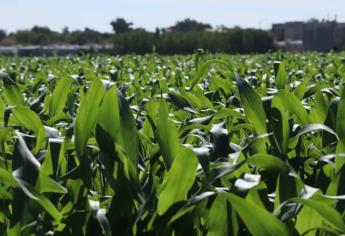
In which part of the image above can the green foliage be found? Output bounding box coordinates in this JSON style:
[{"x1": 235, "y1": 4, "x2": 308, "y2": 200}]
[
  {"x1": 0, "y1": 51, "x2": 344, "y2": 235},
  {"x1": 169, "y1": 18, "x2": 212, "y2": 32},
  {"x1": 1, "y1": 26, "x2": 112, "y2": 46},
  {"x1": 110, "y1": 18, "x2": 133, "y2": 34},
  {"x1": 113, "y1": 28, "x2": 274, "y2": 54},
  {"x1": 0, "y1": 19, "x2": 274, "y2": 54},
  {"x1": 0, "y1": 30, "x2": 6, "y2": 42}
]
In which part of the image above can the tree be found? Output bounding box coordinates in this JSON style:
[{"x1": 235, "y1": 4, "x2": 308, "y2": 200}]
[
  {"x1": 113, "y1": 29, "x2": 154, "y2": 54},
  {"x1": 169, "y1": 18, "x2": 212, "y2": 32},
  {"x1": 31, "y1": 26, "x2": 52, "y2": 34},
  {"x1": 0, "y1": 30, "x2": 6, "y2": 42},
  {"x1": 307, "y1": 18, "x2": 319, "y2": 23},
  {"x1": 110, "y1": 18, "x2": 133, "y2": 34},
  {"x1": 62, "y1": 26, "x2": 70, "y2": 35}
]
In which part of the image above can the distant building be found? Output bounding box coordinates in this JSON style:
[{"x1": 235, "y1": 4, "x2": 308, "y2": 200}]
[{"x1": 272, "y1": 20, "x2": 345, "y2": 52}]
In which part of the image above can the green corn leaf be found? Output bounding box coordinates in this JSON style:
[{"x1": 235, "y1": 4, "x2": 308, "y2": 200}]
[
  {"x1": 12, "y1": 132, "x2": 41, "y2": 185},
  {"x1": 295, "y1": 205, "x2": 323, "y2": 236},
  {"x1": 271, "y1": 95, "x2": 290, "y2": 154},
  {"x1": 294, "y1": 79, "x2": 308, "y2": 99},
  {"x1": 310, "y1": 91, "x2": 329, "y2": 123},
  {"x1": 98, "y1": 86, "x2": 139, "y2": 181},
  {"x1": 227, "y1": 193, "x2": 290, "y2": 236},
  {"x1": 275, "y1": 61, "x2": 288, "y2": 90},
  {"x1": 0, "y1": 72, "x2": 25, "y2": 106},
  {"x1": 190, "y1": 59, "x2": 232, "y2": 90},
  {"x1": 49, "y1": 76, "x2": 74, "y2": 118},
  {"x1": 12, "y1": 106, "x2": 46, "y2": 151},
  {"x1": 74, "y1": 79, "x2": 105, "y2": 157},
  {"x1": 336, "y1": 88, "x2": 345, "y2": 171},
  {"x1": 236, "y1": 74, "x2": 267, "y2": 135},
  {"x1": 12, "y1": 106, "x2": 43, "y2": 134},
  {"x1": 291, "y1": 198, "x2": 345, "y2": 233},
  {"x1": 0, "y1": 167, "x2": 17, "y2": 187},
  {"x1": 156, "y1": 100, "x2": 180, "y2": 170},
  {"x1": 248, "y1": 154, "x2": 289, "y2": 173},
  {"x1": 276, "y1": 90, "x2": 312, "y2": 125},
  {"x1": 15, "y1": 178, "x2": 63, "y2": 222},
  {"x1": 207, "y1": 193, "x2": 228, "y2": 236},
  {"x1": 11, "y1": 133, "x2": 63, "y2": 223},
  {"x1": 117, "y1": 90, "x2": 139, "y2": 175},
  {"x1": 98, "y1": 86, "x2": 120, "y2": 143},
  {"x1": 157, "y1": 147, "x2": 198, "y2": 215},
  {"x1": 296, "y1": 124, "x2": 338, "y2": 139}
]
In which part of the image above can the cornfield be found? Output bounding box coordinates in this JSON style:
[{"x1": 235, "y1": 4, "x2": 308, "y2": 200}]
[{"x1": 0, "y1": 52, "x2": 345, "y2": 235}]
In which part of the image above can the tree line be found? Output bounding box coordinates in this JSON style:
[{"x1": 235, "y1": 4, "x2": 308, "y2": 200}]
[
  {"x1": 0, "y1": 18, "x2": 274, "y2": 54},
  {"x1": 0, "y1": 26, "x2": 112, "y2": 46}
]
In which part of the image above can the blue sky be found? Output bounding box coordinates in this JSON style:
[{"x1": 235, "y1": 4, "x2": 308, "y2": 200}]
[{"x1": 1, "y1": 0, "x2": 345, "y2": 33}]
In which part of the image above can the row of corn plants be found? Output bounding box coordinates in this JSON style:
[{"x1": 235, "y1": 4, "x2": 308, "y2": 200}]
[{"x1": 0, "y1": 52, "x2": 345, "y2": 235}]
